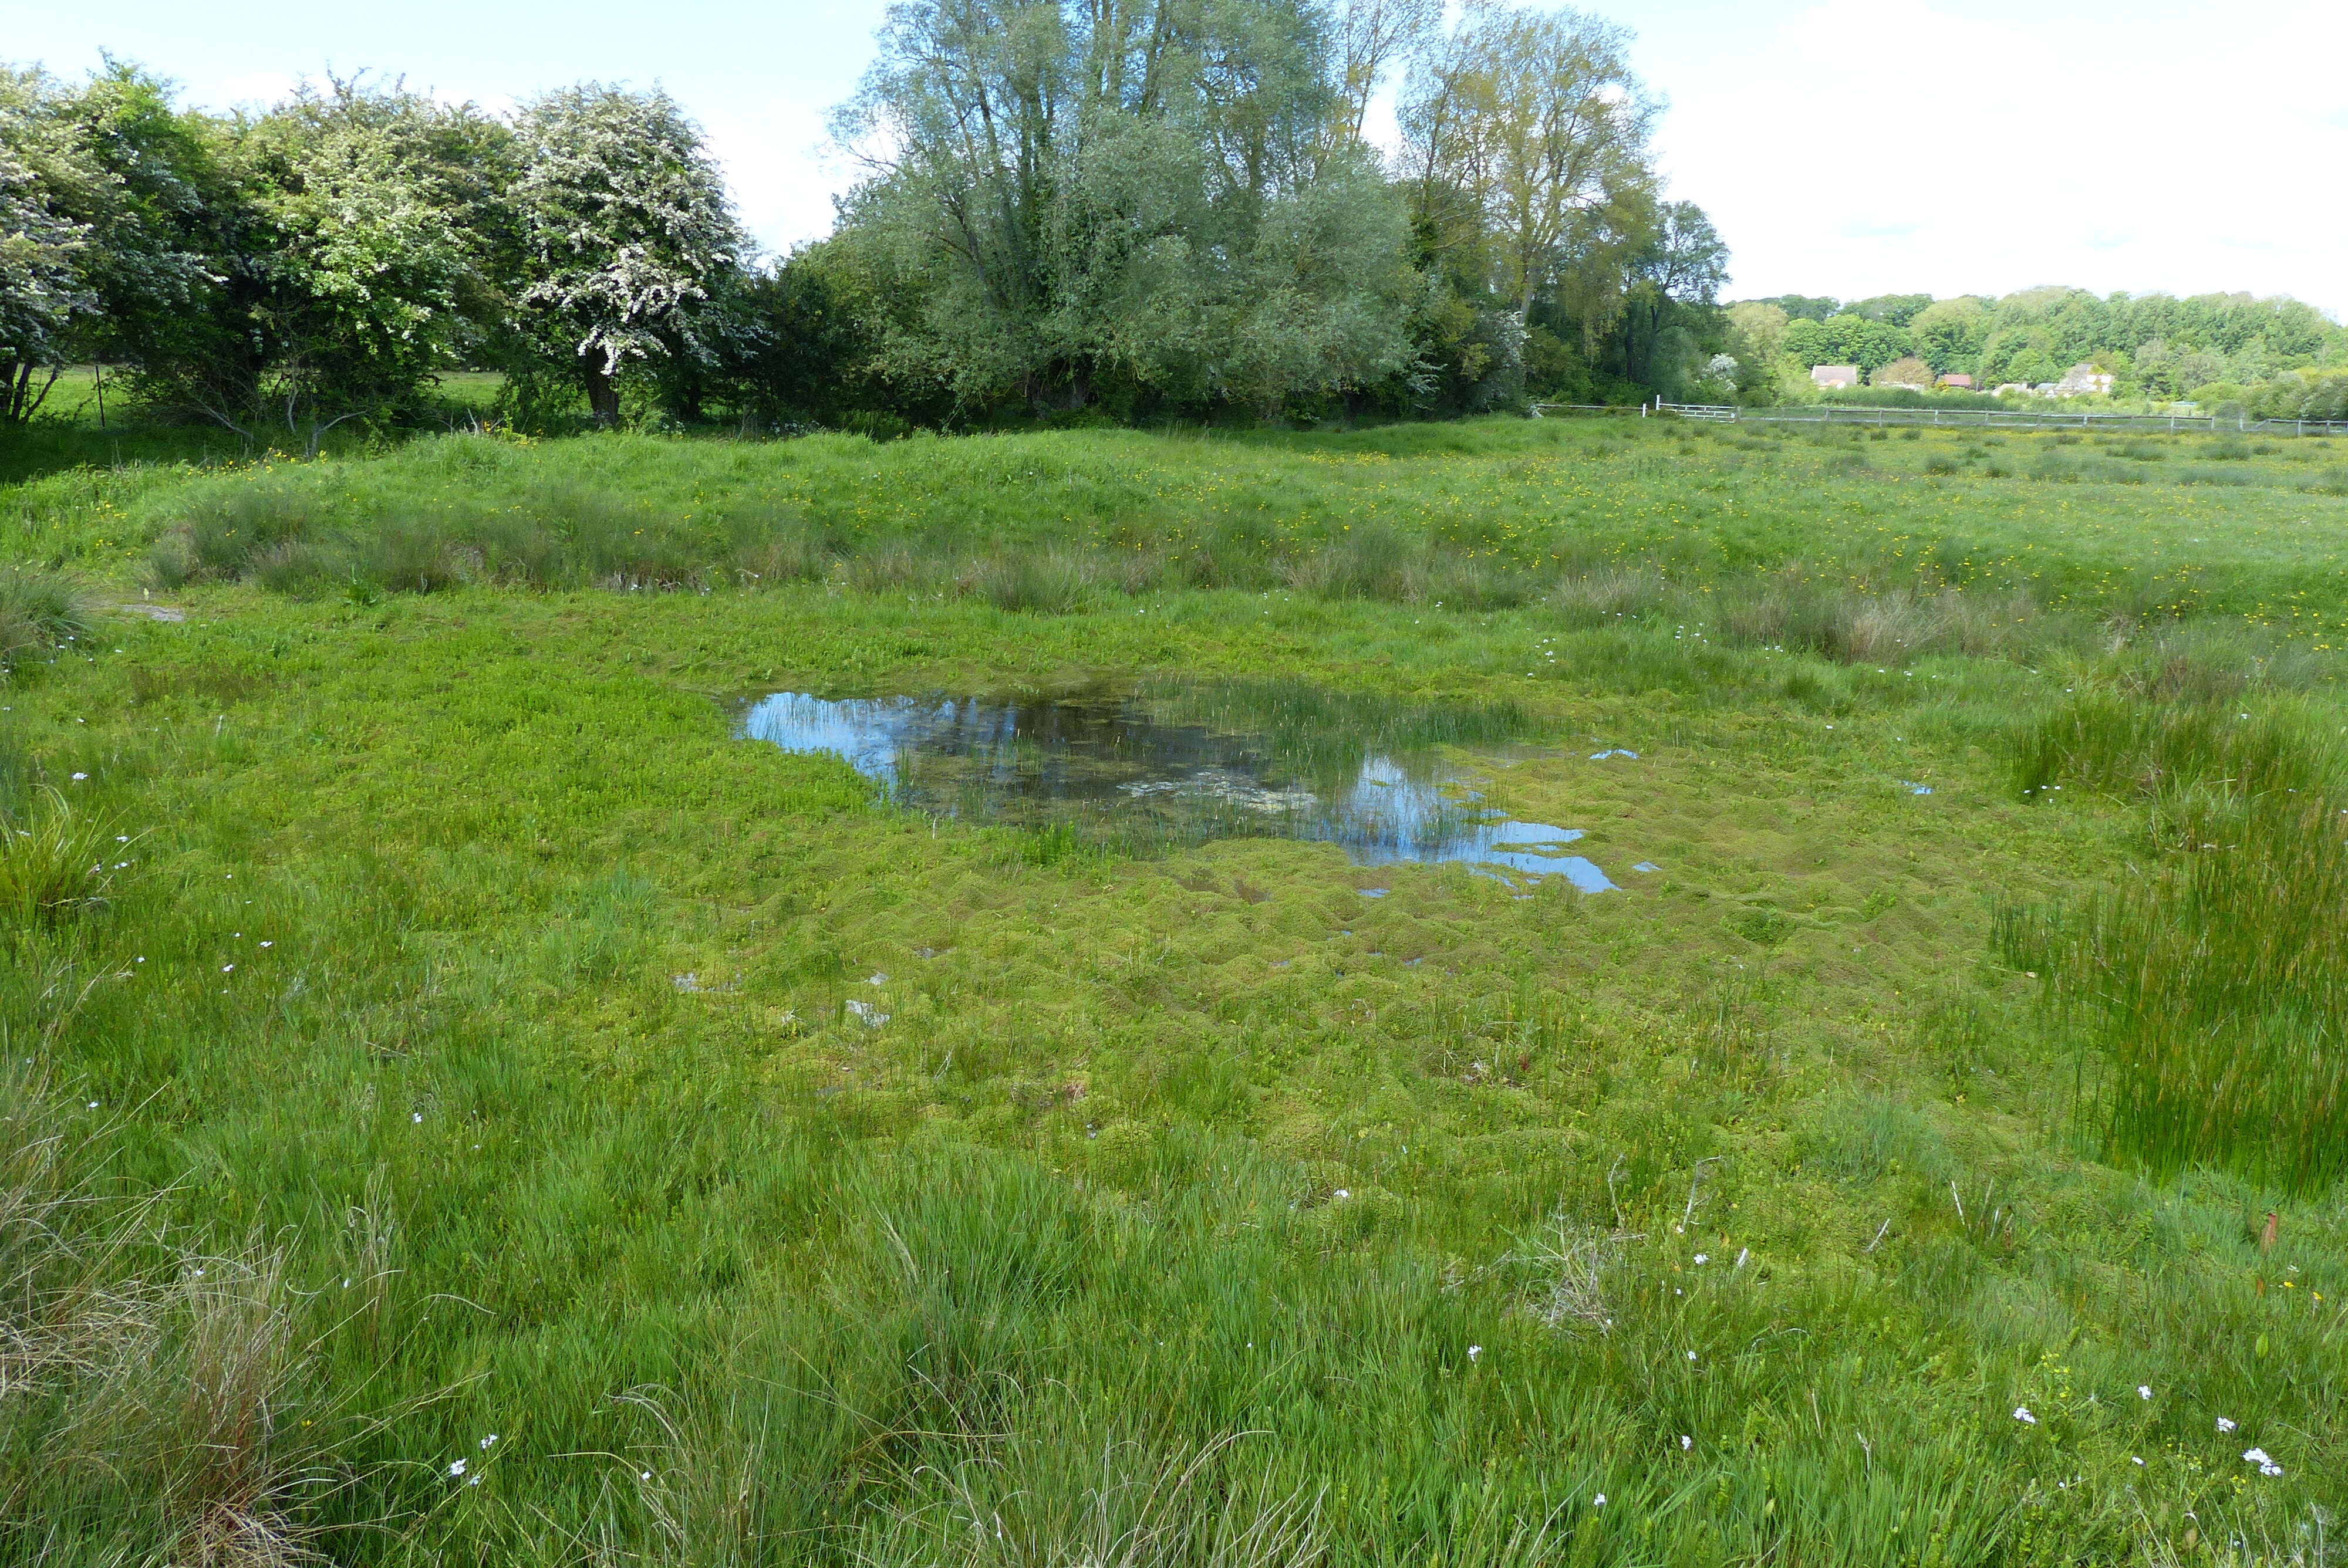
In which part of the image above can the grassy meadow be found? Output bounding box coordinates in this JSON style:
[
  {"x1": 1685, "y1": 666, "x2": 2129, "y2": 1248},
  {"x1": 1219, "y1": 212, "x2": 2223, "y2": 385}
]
[{"x1": 3, "y1": 414, "x2": 2347, "y2": 1565}]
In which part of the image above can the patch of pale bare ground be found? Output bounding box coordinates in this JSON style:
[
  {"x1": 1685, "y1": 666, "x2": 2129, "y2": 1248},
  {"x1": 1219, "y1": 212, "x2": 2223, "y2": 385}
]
[{"x1": 1491, "y1": 1210, "x2": 1622, "y2": 1333}]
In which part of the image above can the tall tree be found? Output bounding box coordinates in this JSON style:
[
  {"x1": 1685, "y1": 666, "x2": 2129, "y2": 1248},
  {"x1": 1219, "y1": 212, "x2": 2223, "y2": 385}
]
[
  {"x1": 835, "y1": 0, "x2": 1413, "y2": 417},
  {"x1": 1910, "y1": 296, "x2": 1989, "y2": 375},
  {"x1": 1327, "y1": 0, "x2": 1439, "y2": 145},
  {"x1": 1398, "y1": 1, "x2": 1654, "y2": 321},
  {"x1": 514, "y1": 85, "x2": 741, "y2": 425},
  {"x1": 1616, "y1": 198, "x2": 1726, "y2": 386}
]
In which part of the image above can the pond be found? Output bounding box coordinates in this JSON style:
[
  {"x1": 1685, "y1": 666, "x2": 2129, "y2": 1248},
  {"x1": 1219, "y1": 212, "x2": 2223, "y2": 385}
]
[{"x1": 737, "y1": 682, "x2": 1623, "y2": 891}]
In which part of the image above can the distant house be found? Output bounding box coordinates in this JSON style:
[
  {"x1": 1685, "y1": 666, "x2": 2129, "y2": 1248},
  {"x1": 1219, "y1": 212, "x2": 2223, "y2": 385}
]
[
  {"x1": 1937, "y1": 374, "x2": 1975, "y2": 390},
  {"x1": 1811, "y1": 365, "x2": 1861, "y2": 390},
  {"x1": 2053, "y1": 364, "x2": 2116, "y2": 398}
]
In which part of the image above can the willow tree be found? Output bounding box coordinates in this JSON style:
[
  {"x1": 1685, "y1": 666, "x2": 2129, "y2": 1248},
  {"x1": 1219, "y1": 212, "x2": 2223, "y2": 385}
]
[{"x1": 835, "y1": 0, "x2": 1418, "y2": 417}]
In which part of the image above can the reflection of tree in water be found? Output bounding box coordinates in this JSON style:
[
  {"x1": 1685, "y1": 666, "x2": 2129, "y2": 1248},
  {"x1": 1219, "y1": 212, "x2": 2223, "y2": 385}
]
[{"x1": 740, "y1": 682, "x2": 1528, "y2": 860}]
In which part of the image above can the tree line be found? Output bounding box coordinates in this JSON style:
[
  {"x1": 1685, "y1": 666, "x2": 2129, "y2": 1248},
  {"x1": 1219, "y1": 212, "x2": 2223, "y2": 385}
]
[
  {"x1": 1726, "y1": 288, "x2": 2348, "y2": 417},
  {"x1": 2, "y1": 1, "x2": 1736, "y2": 438},
  {"x1": 1, "y1": 63, "x2": 738, "y2": 442}
]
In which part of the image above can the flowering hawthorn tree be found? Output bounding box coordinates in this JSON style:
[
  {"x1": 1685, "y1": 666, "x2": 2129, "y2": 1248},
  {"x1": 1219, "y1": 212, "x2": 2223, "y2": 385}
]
[{"x1": 514, "y1": 86, "x2": 741, "y2": 425}]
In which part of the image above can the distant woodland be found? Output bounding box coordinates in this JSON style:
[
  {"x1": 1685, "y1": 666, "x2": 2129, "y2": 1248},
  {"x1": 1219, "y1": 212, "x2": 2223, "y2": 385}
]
[{"x1": 1728, "y1": 290, "x2": 2348, "y2": 418}]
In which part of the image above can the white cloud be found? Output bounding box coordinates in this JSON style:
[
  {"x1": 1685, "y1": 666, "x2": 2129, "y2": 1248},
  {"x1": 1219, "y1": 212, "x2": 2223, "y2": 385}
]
[
  {"x1": 704, "y1": 104, "x2": 853, "y2": 261},
  {"x1": 1655, "y1": 0, "x2": 2348, "y2": 312}
]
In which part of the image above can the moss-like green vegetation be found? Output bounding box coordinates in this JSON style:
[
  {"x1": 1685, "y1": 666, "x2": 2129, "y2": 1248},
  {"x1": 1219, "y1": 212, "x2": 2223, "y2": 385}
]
[{"x1": 2, "y1": 417, "x2": 2344, "y2": 1564}]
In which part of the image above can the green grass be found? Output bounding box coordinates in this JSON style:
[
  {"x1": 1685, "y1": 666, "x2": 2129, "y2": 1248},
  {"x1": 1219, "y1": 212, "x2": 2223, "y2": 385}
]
[
  {"x1": 2, "y1": 416, "x2": 2346, "y2": 1564},
  {"x1": 3, "y1": 417, "x2": 2342, "y2": 624},
  {"x1": 0, "y1": 368, "x2": 512, "y2": 485}
]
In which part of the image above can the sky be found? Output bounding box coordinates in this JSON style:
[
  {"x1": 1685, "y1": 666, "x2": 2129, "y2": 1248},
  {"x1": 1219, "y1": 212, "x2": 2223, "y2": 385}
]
[{"x1": 11, "y1": 0, "x2": 2345, "y2": 317}]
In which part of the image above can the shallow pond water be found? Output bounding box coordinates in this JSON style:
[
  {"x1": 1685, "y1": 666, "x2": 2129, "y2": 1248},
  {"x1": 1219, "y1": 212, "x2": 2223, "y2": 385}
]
[{"x1": 737, "y1": 684, "x2": 1620, "y2": 889}]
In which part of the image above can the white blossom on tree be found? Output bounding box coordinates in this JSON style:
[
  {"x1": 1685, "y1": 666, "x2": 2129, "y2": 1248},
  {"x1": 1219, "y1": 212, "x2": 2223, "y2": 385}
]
[
  {"x1": 0, "y1": 69, "x2": 100, "y2": 421},
  {"x1": 514, "y1": 86, "x2": 741, "y2": 424}
]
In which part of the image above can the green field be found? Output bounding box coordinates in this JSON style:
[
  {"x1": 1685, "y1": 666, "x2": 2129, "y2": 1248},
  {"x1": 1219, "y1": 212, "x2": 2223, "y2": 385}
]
[{"x1": 4, "y1": 416, "x2": 2345, "y2": 1565}]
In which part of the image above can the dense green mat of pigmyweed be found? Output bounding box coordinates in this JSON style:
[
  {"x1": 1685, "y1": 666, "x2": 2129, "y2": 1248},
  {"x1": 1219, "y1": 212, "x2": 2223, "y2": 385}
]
[{"x1": 1, "y1": 574, "x2": 2342, "y2": 1566}]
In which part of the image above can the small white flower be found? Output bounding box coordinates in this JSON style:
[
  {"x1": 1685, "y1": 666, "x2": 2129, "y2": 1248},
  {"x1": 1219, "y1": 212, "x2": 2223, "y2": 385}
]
[
  {"x1": 449, "y1": 1458, "x2": 467, "y2": 1477},
  {"x1": 481, "y1": 1434, "x2": 498, "y2": 1449},
  {"x1": 2242, "y1": 1447, "x2": 2273, "y2": 1466},
  {"x1": 641, "y1": 1471, "x2": 652, "y2": 1482},
  {"x1": 412, "y1": 1111, "x2": 423, "y2": 1123},
  {"x1": 2217, "y1": 1416, "x2": 2237, "y2": 1433},
  {"x1": 2013, "y1": 1407, "x2": 2036, "y2": 1424},
  {"x1": 115, "y1": 835, "x2": 128, "y2": 842},
  {"x1": 468, "y1": 1474, "x2": 481, "y2": 1486},
  {"x1": 1685, "y1": 1350, "x2": 1697, "y2": 1361},
  {"x1": 1680, "y1": 1434, "x2": 1693, "y2": 1450},
  {"x1": 1592, "y1": 1493, "x2": 1605, "y2": 1508},
  {"x1": 1332, "y1": 1189, "x2": 1350, "y2": 1200},
  {"x1": 221, "y1": 964, "x2": 234, "y2": 973},
  {"x1": 87, "y1": 1101, "x2": 99, "y2": 1110},
  {"x1": 260, "y1": 941, "x2": 272, "y2": 948},
  {"x1": 2133, "y1": 1456, "x2": 2145, "y2": 1466},
  {"x1": 2261, "y1": 1463, "x2": 2283, "y2": 1476},
  {"x1": 2138, "y1": 1385, "x2": 2152, "y2": 1400},
  {"x1": 70, "y1": 772, "x2": 87, "y2": 781},
  {"x1": 1468, "y1": 1344, "x2": 1482, "y2": 1361}
]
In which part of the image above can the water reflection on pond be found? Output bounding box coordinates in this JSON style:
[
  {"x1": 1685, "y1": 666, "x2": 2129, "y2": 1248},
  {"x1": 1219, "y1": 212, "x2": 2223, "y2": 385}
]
[{"x1": 737, "y1": 684, "x2": 1618, "y2": 890}]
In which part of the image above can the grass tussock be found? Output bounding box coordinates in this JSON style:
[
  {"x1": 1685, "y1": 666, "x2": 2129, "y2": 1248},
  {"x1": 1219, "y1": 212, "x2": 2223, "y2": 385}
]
[
  {"x1": 0, "y1": 568, "x2": 97, "y2": 674},
  {"x1": 2012, "y1": 692, "x2": 2339, "y2": 800},
  {"x1": 0, "y1": 1065, "x2": 320, "y2": 1563},
  {"x1": 1551, "y1": 561, "x2": 2068, "y2": 665},
  {"x1": 2007, "y1": 791, "x2": 2348, "y2": 1192},
  {"x1": 0, "y1": 788, "x2": 121, "y2": 932},
  {"x1": 2006, "y1": 695, "x2": 2348, "y2": 1189}
]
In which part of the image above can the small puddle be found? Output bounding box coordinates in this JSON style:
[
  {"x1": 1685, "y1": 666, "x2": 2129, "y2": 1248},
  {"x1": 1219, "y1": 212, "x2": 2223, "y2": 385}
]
[{"x1": 738, "y1": 684, "x2": 1623, "y2": 889}]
